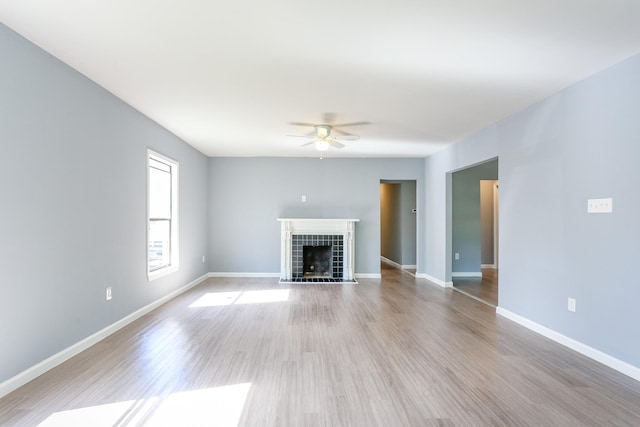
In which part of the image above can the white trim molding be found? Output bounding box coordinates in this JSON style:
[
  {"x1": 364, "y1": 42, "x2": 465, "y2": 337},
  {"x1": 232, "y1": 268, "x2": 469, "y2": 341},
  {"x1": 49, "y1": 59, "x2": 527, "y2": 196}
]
[
  {"x1": 497, "y1": 307, "x2": 640, "y2": 383},
  {"x1": 208, "y1": 272, "x2": 280, "y2": 278},
  {"x1": 355, "y1": 273, "x2": 382, "y2": 279},
  {"x1": 380, "y1": 256, "x2": 416, "y2": 271},
  {"x1": 208, "y1": 272, "x2": 376, "y2": 280},
  {"x1": 0, "y1": 273, "x2": 209, "y2": 399},
  {"x1": 417, "y1": 273, "x2": 453, "y2": 288},
  {"x1": 380, "y1": 256, "x2": 402, "y2": 269},
  {"x1": 452, "y1": 272, "x2": 482, "y2": 278}
]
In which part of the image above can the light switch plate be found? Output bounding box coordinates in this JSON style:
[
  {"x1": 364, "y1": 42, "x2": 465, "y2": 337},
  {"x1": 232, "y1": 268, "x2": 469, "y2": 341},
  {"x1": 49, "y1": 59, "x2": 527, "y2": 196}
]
[{"x1": 587, "y1": 198, "x2": 612, "y2": 213}]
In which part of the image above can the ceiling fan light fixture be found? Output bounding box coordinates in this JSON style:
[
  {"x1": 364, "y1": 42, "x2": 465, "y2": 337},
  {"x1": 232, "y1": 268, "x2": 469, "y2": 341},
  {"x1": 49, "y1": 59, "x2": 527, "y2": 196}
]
[
  {"x1": 315, "y1": 125, "x2": 330, "y2": 138},
  {"x1": 315, "y1": 139, "x2": 330, "y2": 151}
]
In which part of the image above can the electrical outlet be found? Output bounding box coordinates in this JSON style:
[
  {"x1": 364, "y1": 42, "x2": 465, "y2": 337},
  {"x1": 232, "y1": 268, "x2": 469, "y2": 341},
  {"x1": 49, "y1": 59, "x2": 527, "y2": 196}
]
[
  {"x1": 301, "y1": 195, "x2": 307, "y2": 203},
  {"x1": 202, "y1": 255, "x2": 205, "y2": 263},
  {"x1": 106, "y1": 287, "x2": 112, "y2": 301},
  {"x1": 455, "y1": 253, "x2": 460, "y2": 260},
  {"x1": 568, "y1": 297, "x2": 576, "y2": 312}
]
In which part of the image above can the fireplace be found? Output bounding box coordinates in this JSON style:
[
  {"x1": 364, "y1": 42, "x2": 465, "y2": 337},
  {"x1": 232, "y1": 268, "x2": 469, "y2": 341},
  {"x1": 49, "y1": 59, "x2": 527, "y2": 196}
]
[{"x1": 278, "y1": 218, "x2": 359, "y2": 282}]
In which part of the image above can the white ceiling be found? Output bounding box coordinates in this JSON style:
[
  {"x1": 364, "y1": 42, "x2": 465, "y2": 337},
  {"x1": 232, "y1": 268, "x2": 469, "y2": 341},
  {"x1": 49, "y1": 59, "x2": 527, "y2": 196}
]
[{"x1": 2, "y1": 1, "x2": 640, "y2": 158}]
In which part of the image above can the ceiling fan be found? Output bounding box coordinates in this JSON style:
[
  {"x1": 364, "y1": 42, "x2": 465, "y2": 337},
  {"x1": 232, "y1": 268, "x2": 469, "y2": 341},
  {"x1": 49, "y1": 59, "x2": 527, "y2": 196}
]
[{"x1": 287, "y1": 113, "x2": 369, "y2": 156}]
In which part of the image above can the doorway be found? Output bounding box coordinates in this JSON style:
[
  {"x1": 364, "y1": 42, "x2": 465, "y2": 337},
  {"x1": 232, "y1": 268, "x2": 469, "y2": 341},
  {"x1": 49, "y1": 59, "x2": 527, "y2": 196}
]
[
  {"x1": 450, "y1": 160, "x2": 499, "y2": 306},
  {"x1": 380, "y1": 180, "x2": 417, "y2": 276}
]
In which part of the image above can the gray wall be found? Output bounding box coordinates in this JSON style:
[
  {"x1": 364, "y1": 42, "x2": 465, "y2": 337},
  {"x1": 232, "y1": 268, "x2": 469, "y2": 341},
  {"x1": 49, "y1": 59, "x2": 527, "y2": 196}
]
[
  {"x1": 451, "y1": 160, "x2": 498, "y2": 273},
  {"x1": 0, "y1": 24, "x2": 209, "y2": 385},
  {"x1": 424, "y1": 52, "x2": 640, "y2": 368},
  {"x1": 207, "y1": 158, "x2": 424, "y2": 275}
]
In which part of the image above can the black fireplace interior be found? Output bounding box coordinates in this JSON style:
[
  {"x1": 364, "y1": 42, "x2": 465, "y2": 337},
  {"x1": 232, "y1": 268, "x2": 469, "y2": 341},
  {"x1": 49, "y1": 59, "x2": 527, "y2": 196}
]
[{"x1": 303, "y1": 245, "x2": 332, "y2": 277}]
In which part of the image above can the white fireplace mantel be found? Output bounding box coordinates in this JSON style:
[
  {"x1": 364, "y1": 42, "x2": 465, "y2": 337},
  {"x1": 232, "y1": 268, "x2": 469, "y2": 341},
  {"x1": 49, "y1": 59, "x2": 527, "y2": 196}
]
[{"x1": 277, "y1": 218, "x2": 359, "y2": 281}]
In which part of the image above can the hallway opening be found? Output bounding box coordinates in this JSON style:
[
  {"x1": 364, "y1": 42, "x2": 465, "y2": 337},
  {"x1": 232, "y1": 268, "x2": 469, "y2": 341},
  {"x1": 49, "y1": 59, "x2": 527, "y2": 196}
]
[
  {"x1": 380, "y1": 180, "x2": 417, "y2": 276},
  {"x1": 450, "y1": 159, "x2": 498, "y2": 306}
]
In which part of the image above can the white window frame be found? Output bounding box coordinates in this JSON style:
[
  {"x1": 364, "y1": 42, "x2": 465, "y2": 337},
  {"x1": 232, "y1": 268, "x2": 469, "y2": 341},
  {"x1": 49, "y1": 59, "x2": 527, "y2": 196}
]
[{"x1": 147, "y1": 149, "x2": 179, "y2": 281}]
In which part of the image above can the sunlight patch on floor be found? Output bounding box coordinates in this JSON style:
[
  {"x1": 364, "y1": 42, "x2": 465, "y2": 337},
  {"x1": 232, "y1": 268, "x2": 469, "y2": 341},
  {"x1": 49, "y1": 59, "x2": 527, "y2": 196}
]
[
  {"x1": 38, "y1": 383, "x2": 251, "y2": 427},
  {"x1": 189, "y1": 289, "x2": 290, "y2": 308},
  {"x1": 189, "y1": 291, "x2": 242, "y2": 307},
  {"x1": 235, "y1": 289, "x2": 290, "y2": 304}
]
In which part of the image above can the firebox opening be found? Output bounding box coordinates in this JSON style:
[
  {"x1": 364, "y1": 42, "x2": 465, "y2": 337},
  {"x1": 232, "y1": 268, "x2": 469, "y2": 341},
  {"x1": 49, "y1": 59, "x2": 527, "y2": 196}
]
[{"x1": 303, "y1": 245, "x2": 332, "y2": 278}]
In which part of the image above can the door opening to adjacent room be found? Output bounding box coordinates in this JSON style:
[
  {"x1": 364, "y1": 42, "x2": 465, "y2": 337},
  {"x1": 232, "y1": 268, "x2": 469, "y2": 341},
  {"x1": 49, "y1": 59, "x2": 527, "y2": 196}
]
[
  {"x1": 379, "y1": 180, "x2": 417, "y2": 276},
  {"x1": 450, "y1": 159, "x2": 499, "y2": 306}
]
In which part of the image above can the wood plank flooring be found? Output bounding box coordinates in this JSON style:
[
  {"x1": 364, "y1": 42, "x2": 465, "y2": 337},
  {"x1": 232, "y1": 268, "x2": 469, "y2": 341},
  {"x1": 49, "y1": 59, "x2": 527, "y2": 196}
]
[
  {"x1": 1, "y1": 266, "x2": 640, "y2": 426},
  {"x1": 453, "y1": 268, "x2": 499, "y2": 307}
]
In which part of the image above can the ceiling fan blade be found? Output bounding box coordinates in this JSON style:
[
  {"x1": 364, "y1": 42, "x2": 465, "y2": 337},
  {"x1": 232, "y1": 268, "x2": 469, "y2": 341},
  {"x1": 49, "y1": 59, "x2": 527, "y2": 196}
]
[
  {"x1": 334, "y1": 134, "x2": 359, "y2": 141},
  {"x1": 286, "y1": 130, "x2": 316, "y2": 138},
  {"x1": 331, "y1": 128, "x2": 355, "y2": 136},
  {"x1": 289, "y1": 121, "x2": 317, "y2": 127},
  {"x1": 300, "y1": 141, "x2": 316, "y2": 147},
  {"x1": 328, "y1": 140, "x2": 345, "y2": 149},
  {"x1": 332, "y1": 121, "x2": 371, "y2": 127}
]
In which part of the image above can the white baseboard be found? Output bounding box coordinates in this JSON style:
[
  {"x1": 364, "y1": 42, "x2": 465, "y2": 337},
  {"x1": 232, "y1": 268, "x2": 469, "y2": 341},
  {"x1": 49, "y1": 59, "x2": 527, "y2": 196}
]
[
  {"x1": 209, "y1": 271, "x2": 377, "y2": 280},
  {"x1": 417, "y1": 273, "x2": 453, "y2": 288},
  {"x1": 481, "y1": 264, "x2": 497, "y2": 269},
  {"x1": 0, "y1": 273, "x2": 209, "y2": 400},
  {"x1": 380, "y1": 257, "x2": 416, "y2": 271},
  {"x1": 497, "y1": 307, "x2": 640, "y2": 383},
  {"x1": 207, "y1": 272, "x2": 280, "y2": 278},
  {"x1": 452, "y1": 272, "x2": 482, "y2": 278},
  {"x1": 355, "y1": 273, "x2": 382, "y2": 279},
  {"x1": 380, "y1": 256, "x2": 401, "y2": 269}
]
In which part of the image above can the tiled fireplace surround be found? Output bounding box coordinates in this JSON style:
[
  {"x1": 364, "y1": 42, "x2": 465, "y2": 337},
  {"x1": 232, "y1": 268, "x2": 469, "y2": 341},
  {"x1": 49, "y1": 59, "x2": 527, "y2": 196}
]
[
  {"x1": 278, "y1": 218, "x2": 359, "y2": 282},
  {"x1": 292, "y1": 234, "x2": 343, "y2": 279}
]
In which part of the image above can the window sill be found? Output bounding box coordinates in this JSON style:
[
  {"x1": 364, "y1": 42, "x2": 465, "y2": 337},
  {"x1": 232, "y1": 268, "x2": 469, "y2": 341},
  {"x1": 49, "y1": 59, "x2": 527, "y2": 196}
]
[{"x1": 148, "y1": 264, "x2": 179, "y2": 282}]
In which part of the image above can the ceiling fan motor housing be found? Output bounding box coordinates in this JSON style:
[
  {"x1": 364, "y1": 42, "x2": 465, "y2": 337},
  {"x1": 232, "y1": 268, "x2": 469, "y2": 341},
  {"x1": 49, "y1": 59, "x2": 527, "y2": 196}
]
[{"x1": 315, "y1": 125, "x2": 331, "y2": 138}]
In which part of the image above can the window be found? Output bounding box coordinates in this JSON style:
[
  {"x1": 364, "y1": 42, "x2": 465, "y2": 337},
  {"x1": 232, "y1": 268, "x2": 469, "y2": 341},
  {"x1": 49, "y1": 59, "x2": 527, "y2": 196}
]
[{"x1": 147, "y1": 150, "x2": 178, "y2": 280}]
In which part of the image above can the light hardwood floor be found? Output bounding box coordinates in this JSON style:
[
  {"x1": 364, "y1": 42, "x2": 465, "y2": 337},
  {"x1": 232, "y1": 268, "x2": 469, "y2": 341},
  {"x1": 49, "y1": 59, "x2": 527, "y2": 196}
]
[
  {"x1": 453, "y1": 268, "x2": 499, "y2": 307},
  {"x1": 1, "y1": 266, "x2": 640, "y2": 426}
]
